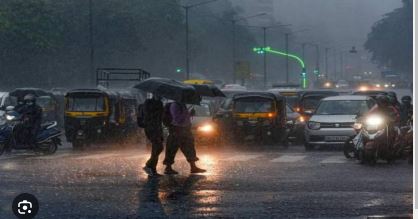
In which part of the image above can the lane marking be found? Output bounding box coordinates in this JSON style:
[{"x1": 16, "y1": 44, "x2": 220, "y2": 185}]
[
  {"x1": 270, "y1": 155, "x2": 306, "y2": 163},
  {"x1": 125, "y1": 154, "x2": 150, "y2": 159},
  {"x1": 73, "y1": 153, "x2": 116, "y2": 160},
  {"x1": 27, "y1": 153, "x2": 76, "y2": 160},
  {"x1": 222, "y1": 154, "x2": 262, "y2": 162},
  {"x1": 320, "y1": 155, "x2": 348, "y2": 164}
]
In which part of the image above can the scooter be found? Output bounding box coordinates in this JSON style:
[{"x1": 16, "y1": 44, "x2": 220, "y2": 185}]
[
  {"x1": 351, "y1": 114, "x2": 399, "y2": 165},
  {"x1": 0, "y1": 110, "x2": 62, "y2": 156}
]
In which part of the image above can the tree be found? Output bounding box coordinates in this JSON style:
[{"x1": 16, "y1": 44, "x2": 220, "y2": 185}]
[{"x1": 364, "y1": 0, "x2": 412, "y2": 77}]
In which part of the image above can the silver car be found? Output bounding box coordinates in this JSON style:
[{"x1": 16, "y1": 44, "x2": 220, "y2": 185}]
[{"x1": 304, "y1": 95, "x2": 376, "y2": 150}]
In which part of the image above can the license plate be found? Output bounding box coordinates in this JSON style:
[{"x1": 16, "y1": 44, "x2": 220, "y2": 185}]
[{"x1": 325, "y1": 136, "x2": 348, "y2": 141}]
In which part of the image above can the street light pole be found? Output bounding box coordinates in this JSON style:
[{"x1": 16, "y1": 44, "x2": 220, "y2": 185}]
[
  {"x1": 182, "y1": 0, "x2": 218, "y2": 80},
  {"x1": 88, "y1": 0, "x2": 95, "y2": 85},
  {"x1": 231, "y1": 13, "x2": 266, "y2": 84},
  {"x1": 325, "y1": 47, "x2": 330, "y2": 80},
  {"x1": 232, "y1": 20, "x2": 237, "y2": 83}
]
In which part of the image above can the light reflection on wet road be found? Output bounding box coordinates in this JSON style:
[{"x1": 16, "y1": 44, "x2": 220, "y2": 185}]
[{"x1": 0, "y1": 145, "x2": 412, "y2": 218}]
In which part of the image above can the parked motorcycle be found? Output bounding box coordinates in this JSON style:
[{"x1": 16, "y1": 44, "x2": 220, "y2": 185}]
[
  {"x1": 345, "y1": 114, "x2": 399, "y2": 165},
  {"x1": 0, "y1": 110, "x2": 62, "y2": 155}
]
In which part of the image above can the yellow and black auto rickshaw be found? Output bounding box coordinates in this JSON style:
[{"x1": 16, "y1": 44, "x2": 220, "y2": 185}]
[
  {"x1": 218, "y1": 92, "x2": 287, "y2": 144},
  {"x1": 64, "y1": 88, "x2": 140, "y2": 149}
]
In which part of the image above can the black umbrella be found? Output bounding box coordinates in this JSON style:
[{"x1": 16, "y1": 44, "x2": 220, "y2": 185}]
[
  {"x1": 9, "y1": 88, "x2": 51, "y2": 98},
  {"x1": 133, "y1": 77, "x2": 201, "y2": 104},
  {"x1": 192, "y1": 84, "x2": 225, "y2": 97}
]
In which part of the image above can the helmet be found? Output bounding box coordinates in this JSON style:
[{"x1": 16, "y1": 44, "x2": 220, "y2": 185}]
[
  {"x1": 401, "y1": 95, "x2": 412, "y2": 104},
  {"x1": 375, "y1": 94, "x2": 389, "y2": 106},
  {"x1": 23, "y1": 94, "x2": 36, "y2": 105}
]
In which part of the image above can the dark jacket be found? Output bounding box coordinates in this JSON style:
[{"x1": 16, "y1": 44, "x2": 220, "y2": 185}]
[
  {"x1": 144, "y1": 99, "x2": 163, "y2": 129},
  {"x1": 400, "y1": 103, "x2": 413, "y2": 125}
]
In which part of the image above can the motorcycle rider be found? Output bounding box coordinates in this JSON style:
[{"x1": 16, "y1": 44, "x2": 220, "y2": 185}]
[
  {"x1": 400, "y1": 96, "x2": 413, "y2": 126},
  {"x1": 22, "y1": 94, "x2": 43, "y2": 147},
  {"x1": 14, "y1": 97, "x2": 26, "y2": 113},
  {"x1": 368, "y1": 94, "x2": 399, "y2": 146}
]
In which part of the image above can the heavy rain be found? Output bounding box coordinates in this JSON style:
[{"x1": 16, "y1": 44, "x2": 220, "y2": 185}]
[{"x1": 0, "y1": 0, "x2": 413, "y2": 218}]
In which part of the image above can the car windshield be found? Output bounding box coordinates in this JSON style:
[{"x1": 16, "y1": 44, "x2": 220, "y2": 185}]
[
  {"x1": 234, "y1": 97, "x2": 274, "y2": 113},
  {"x1": 193, "y1": 103, "x2": 211, "y2": 117},
  {"x1": 315, "y1": 100, "x2": 370, "y2": 115},
  {"x1": 67, "y1": 96, "x2": 105, "y2": 112}
]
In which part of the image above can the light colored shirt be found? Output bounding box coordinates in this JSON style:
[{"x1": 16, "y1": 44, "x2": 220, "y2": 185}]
[{"x1": 170, "y1": 102, "x2": 191, "y2": 127}]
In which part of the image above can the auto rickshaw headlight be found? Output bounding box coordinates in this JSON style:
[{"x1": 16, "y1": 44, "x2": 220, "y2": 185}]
[
  {"x1": 308, "y1": 121, "x2": 320, "y2": 130},
  {"x1": 197, "y1": 123, "x2": 215, "y2": 133},
  {"x1": 298, "y1": 116, "x2": 305, "y2": 123}
]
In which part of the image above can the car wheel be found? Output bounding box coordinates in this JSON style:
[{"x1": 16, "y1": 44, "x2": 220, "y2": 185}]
[
  {"x1": 0, "y1": 144, "x2": 5, "y2": 156},
  {"x1": 304, "y1": 143, "x2": 314, "y2": 151},
  {"x1": 343, "y1": 139, "x2": 355, "y2": 159}
]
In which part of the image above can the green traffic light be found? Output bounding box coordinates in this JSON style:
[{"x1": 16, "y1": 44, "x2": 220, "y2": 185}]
[{"x1": 176, "y1": 68, "x2": 182, "y2": 73}]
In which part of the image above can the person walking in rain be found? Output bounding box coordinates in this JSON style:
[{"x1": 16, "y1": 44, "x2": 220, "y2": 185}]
[
  {"x1": 163, "y1": 101, "x2": 206, "y2": 174},
  {"x1": 142, "y1": 94, "x2": 164, "y2": 177}
]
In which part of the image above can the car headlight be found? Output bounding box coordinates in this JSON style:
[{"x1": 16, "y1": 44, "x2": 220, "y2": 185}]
[
  {"x1": 384, "y1": 84, "x2": 389, "y2": 88},
  {"x1": 391, "y1": 84, "x2": 396, "y2": 88},
  {"x1": 6, "y1": 115, "x2": 15, "y2": 121},
  {"x1": 308, "y1": 121, "x2": 320, "y2": 130},
  {"x1": 197, "y1": 123, "x2": 215, "y2": 133}
]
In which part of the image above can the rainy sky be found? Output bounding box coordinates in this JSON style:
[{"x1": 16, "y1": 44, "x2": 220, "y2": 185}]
[{"x1": 232, "y1": 0, "x2": 402, "y2": 47}]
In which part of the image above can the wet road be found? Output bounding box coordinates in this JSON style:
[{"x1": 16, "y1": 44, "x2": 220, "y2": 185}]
[{"x1": 0, "y1": 144, "x2": 412, "y2": 218}]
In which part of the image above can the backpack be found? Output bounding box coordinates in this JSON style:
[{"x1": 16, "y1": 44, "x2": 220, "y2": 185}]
[
  {"x1": 137, "y1": 104, "x2": 146, "y2": 128},
  {"x1": 162, "y1": 103, "x2": 173, "y2": 127}
]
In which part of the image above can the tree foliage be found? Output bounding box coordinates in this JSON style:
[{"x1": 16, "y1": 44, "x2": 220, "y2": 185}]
[
  {"x1": 364, "y1": 0, "x2": 412, "y2": 76},
  {"x1": 0, "y1": 0, "x2": 257, "y2": 88}
]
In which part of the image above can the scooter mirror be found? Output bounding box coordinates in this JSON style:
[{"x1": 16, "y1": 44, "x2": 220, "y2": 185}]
[{"x1": 5, "y1": 106, "x2": 14, "y2": 111}]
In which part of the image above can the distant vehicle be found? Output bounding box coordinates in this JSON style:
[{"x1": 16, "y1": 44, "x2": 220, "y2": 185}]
[
  {"x1": 271, "y1": 83, "x2": 300, "y2": 89},
  {"x1": 295, "y1": 90, "x2": 339, "y2": 118},
  {"x1": 335, "y1": 80, "x2": 349, "y2": 89},
  {"x1": 64, "y1": 88, "x2": 140, "y2": 149},
  {"x1": 286, "y1": 104, "x2": 305, "y2": 143},
  {"x1": 267, "y1": 88, "x2": 301, "y2": 110},
  {"x1": 223, "y1": 84, "x2": 247, "y2": 90},
  {"x1": 190, "y1": 101, "x2": 218, "y2": 145},
  {"x1": 304, "y1": 95, "x2": 376, "y2": 150},
  {"x1": 214, "y1": 91, "x2": 287, "y2": 144},
  {"x1": 352, "y1": 90, "x2": 397, "y2": 100}
]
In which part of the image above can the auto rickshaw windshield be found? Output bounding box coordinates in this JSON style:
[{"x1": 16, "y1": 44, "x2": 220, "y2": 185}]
[
  {"x1": 302, "y1": 96, "x2": 325, "y2": 111},
  {"x1": 67, "y1": 95, "x2": 105, "y2": 112},
  {"x1": 234, "y1": 97, "x2": 275, "y2": 113}
]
